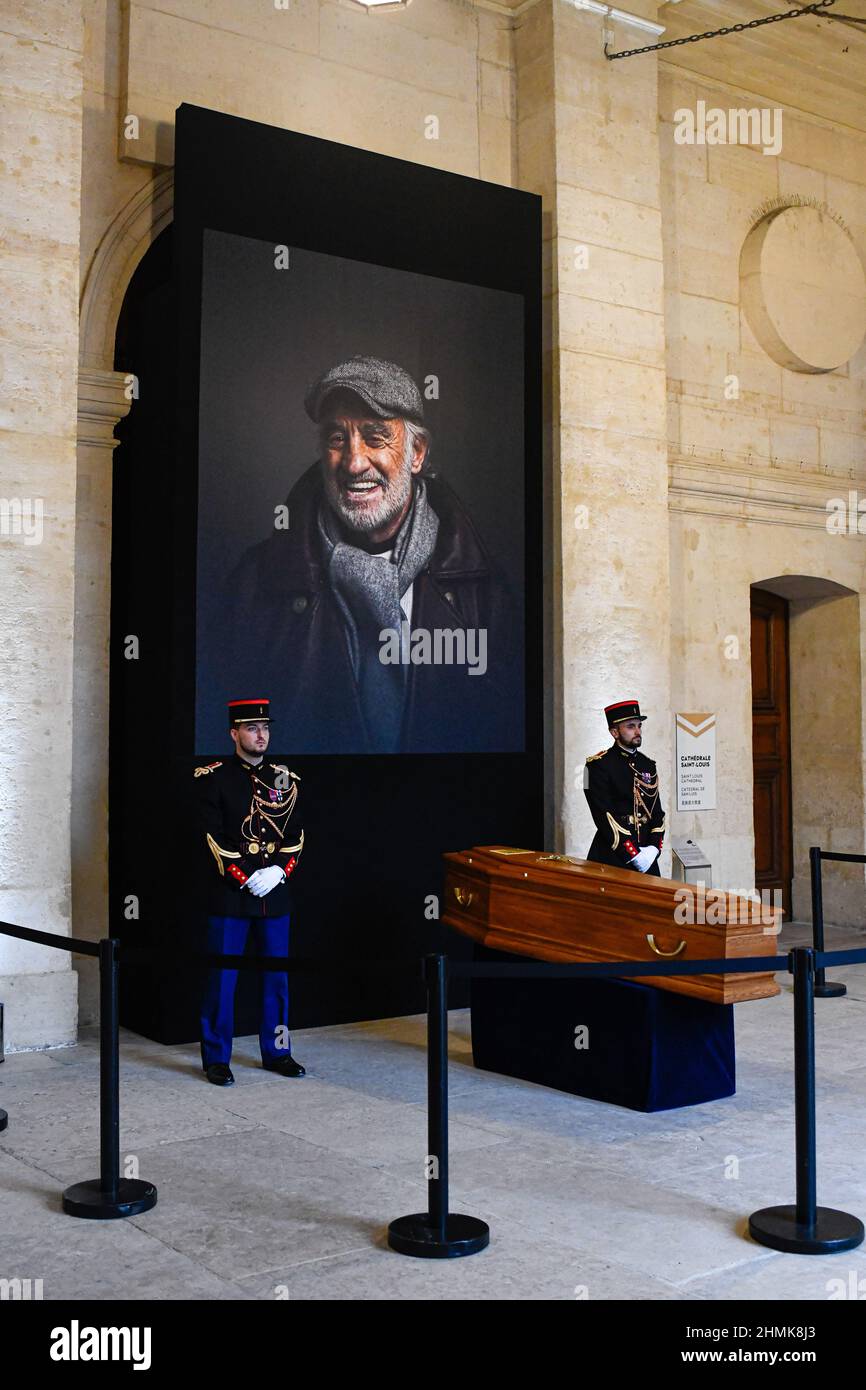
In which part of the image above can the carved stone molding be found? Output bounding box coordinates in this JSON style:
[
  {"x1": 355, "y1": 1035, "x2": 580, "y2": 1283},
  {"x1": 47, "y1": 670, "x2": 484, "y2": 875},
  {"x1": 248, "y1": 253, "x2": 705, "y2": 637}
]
[
  {"x1": 740, "y1": 204, "x2": 866, "y2": 374},
  {"x1": 77, "y1": 368, "x2": 132, "y2": 448},
  {"x1": 669, "y1": 452, "x2": 865, "y2": 530}
]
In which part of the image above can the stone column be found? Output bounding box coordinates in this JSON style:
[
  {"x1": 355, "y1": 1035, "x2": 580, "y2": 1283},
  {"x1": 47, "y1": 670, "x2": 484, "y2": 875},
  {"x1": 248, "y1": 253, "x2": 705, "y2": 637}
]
[
  {"x1": 516, "y1": 0, "x2": 672, "y2": 856},
  {"x1": 0, "y1": 1, "x2": 85, "y2": 1047},
  {"x1": 73, "y1": 370, "x2": 132, "y2": 1024}
]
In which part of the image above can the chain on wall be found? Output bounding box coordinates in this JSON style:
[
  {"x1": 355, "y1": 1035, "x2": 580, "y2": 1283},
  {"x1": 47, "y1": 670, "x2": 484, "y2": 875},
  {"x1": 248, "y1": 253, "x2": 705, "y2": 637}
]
[{"x1": 605, "y1": 0, "x2": 839, "y2": 61}]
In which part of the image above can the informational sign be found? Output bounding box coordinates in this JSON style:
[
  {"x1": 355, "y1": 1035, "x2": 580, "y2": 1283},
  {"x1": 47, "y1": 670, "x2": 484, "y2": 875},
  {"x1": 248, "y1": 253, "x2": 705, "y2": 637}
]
[
  {"x1": 676, "y1": 712, "x2": 716, "y2": 811},
  {"x1": 672, "y1": 837, "x2": 711, "y2": 870}
]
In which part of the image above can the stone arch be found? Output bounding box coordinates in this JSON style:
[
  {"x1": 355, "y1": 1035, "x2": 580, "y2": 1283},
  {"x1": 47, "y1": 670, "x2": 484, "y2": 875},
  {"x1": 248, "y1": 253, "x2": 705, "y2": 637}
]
[
  {"x1": 72, "y1": 173, "x2": 173, "y2": 1023},
  {"x1": 79, "y1": 170, "x2": 174, "y2": 373},
  {"x1": 751, "y1": 574, "x2": 865, "y2": 928}
]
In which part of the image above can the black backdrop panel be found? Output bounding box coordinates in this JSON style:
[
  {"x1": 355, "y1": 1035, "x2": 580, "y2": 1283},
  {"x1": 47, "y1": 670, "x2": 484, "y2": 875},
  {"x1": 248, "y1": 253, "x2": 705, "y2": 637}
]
[
  {"x1": 110, "y1": 104, "x2": 543, "y2": 1043},
  {"x1": 194, "y1": 231, "x2": 526, "y2": 756}
]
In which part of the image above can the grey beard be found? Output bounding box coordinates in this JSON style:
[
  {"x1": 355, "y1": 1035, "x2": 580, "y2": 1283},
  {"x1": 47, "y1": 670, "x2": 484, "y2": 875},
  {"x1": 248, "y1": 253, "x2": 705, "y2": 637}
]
[{"x1": 323, "y1": 439, "x2": 415, "y2": 535}]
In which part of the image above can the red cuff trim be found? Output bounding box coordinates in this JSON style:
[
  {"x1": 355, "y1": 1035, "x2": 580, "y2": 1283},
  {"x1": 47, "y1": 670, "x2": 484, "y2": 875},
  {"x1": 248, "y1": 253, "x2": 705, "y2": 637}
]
[
  {"x1": 283, "y1": 856, "x2": 297, "y2": 879},
  {"x1": 624, "y1": 839, "x2": 638, "y2": 858},
  {"x1": 227, "y1": 863, "x2": 249, "y2": 885}
]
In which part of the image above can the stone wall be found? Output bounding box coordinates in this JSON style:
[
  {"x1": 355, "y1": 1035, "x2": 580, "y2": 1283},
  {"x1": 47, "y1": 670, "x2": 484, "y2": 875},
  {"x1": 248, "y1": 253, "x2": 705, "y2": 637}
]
[
  {"x1": 0, "y1": 1, "x2": 84, "y2": 1047},
  {"x1": 789, "y1": 587, "x2": 864, "y2": 925},
  {"x1": 3, "y1": 0, "x2": 865, "y2": 1046},
  {"x1": 660, "y1": 50, "x2": 866, "y2": 920}
]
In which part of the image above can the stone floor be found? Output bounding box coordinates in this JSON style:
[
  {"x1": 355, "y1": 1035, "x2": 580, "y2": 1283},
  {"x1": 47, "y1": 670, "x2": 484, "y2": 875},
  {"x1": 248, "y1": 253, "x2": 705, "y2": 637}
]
[{"x1": 2, "y1": 922, "x2": 866, "y2": 1301}]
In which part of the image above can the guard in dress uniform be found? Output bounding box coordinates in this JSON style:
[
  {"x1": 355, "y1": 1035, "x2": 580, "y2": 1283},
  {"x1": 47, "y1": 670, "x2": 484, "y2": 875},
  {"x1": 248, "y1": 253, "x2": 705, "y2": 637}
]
[
  {"x1": 584, "y1": 699, "x2": 666, "y2": 876},
  {"x1": 195, "y1": 697, "x2": 305, "y2": 1085}
]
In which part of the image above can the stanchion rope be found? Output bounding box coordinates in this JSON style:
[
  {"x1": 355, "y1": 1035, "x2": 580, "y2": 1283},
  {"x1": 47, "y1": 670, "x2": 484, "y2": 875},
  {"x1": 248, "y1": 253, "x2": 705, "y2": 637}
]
[{"x1": 2, "y1": 916, "x2": 866, "y2": 978}]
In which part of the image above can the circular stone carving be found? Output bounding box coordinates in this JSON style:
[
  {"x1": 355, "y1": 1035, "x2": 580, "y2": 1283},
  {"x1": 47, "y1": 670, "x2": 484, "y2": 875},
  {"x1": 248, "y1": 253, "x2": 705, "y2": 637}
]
[{"x1": 740, "y1": 205, "x2": 866, "y2": 373}]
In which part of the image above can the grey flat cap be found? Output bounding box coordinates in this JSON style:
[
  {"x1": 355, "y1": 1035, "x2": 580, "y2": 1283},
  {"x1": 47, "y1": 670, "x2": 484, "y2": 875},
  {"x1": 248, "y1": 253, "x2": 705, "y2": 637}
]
[{"x1": 304, "y1": 355, "x2": 425, "y2": 424}]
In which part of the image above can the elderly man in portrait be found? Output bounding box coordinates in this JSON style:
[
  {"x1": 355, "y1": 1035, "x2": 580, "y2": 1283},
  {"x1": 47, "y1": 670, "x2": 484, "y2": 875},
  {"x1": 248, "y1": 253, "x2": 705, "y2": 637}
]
[{"x1": 224, "y1": 356, "x2": 522, "y2": 754}]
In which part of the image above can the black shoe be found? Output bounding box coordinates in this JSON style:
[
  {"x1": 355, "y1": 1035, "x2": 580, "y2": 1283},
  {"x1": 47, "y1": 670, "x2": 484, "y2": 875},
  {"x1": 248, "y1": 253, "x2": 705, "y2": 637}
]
[
  {"x1": 204, "y1": 1062, "x2": 235, "y2": 1086},
  {"x1": 262, "y1": 1056, "x2": 306, "y2": 1077}
]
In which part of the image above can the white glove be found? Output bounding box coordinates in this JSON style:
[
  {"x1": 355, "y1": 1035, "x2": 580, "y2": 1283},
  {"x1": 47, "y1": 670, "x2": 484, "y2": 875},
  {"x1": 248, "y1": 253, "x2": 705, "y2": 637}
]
[
  {"x1": 244, "y1": 865, "x2": 285, "y2": 897},
  {"x1": 631, "y1": 846, "x2": 659, "y2": 874}
]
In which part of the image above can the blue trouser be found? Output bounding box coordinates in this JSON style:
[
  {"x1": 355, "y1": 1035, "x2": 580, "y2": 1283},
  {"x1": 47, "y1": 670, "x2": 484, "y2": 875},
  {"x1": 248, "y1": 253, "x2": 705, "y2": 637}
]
[{"x1": 200, "y1": 914, "x2": 291, "y2": 1067}]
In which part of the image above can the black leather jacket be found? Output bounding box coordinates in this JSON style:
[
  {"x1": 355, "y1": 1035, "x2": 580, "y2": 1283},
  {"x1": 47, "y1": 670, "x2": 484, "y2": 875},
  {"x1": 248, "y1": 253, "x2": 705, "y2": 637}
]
[{"x1": 220, "y1": 464, "x2": 524, "y2": 754}]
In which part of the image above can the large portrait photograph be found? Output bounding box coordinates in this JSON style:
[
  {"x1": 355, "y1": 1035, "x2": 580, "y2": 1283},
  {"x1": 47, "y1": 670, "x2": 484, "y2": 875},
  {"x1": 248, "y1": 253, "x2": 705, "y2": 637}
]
[{"x1": 194, "y1": 230, "x2": 526, "y2": 756}]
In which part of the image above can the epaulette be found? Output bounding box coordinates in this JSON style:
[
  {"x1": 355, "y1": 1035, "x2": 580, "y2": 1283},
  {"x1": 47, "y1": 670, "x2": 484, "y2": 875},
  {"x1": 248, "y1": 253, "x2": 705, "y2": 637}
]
[
  {"x1": 193, "y1": 761, "x2": 223, "y2": 777},
  {"x1": 585, "y1": 749, "x2": 608, "y2": 763},
  {"x1": 270, "y1": 764, "x2": 300, "y2": 781}
]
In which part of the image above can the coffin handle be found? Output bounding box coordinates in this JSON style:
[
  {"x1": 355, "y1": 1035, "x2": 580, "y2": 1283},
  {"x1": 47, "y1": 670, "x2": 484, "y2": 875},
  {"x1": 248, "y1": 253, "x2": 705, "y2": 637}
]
[
  {"x1": 646, "y1": 934, "x2": 686, "y2": 958},
  {"x1": 454, "y1": 887, "x2": 474, "y2": 908}
]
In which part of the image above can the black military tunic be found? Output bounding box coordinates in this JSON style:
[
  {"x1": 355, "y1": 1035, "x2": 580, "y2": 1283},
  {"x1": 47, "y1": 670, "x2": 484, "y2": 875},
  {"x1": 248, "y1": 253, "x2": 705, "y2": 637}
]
[
  {"x1": 194, "y1": 752, "x2": 304, "y2": 916},
  {"x1": 584, "y1": 743, "x2": 665, "y2": 873}
]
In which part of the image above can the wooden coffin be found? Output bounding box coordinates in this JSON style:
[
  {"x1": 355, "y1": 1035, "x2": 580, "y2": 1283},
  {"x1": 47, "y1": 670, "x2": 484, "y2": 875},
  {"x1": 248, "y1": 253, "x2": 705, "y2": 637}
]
[{"x1": 442, "y1": 846, "x2": 783, "y2": 1004}]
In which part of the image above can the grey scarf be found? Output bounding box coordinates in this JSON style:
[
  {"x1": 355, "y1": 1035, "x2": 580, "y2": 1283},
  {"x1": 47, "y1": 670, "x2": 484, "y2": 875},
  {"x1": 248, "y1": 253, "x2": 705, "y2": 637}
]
[{"x1": 317, "y1": 479, "x2": 439, "y2": 751}]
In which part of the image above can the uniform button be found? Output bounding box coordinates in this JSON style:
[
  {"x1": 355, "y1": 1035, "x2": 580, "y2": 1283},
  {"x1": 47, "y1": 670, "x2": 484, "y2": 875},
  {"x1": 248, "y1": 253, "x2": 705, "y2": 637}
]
[{"x1": 291, "y1": 595, "x2": 308, "y2": 614}]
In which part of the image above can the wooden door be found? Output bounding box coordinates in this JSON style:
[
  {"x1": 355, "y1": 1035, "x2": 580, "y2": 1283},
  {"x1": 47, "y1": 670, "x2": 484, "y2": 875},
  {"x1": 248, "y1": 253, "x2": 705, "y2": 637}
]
[{"x1": 751, "y1": 588, "x2": 793, "y2": 916}]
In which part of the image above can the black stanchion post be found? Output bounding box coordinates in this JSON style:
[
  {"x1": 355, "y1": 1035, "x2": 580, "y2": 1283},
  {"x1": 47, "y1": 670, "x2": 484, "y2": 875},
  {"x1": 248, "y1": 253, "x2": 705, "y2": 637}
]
[
  {"x1": 810, "y1": 846, "x2": 846, "y2": 998},
  {"x1": 749, "y1": 947, "x2": 863, "y2": 1254},
  {"x1": 1, "y1": 998, "x2": 7, "y2": 1130},
  {"x1": 62, "y1": 937, "x2": 157, "y2": 1219},
  {"x1": 428, "y1": 951, "x2": 448, "y2": 1243},
  {"x1": 387, "y1": 954, "x2": 489, "y2": 1258}
]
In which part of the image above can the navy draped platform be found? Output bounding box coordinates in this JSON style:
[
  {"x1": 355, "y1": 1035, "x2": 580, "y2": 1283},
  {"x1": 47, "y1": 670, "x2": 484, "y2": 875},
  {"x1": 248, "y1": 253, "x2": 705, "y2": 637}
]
[{"x1": 470, "y1": 945, "x2": 736, "y2": 1112}]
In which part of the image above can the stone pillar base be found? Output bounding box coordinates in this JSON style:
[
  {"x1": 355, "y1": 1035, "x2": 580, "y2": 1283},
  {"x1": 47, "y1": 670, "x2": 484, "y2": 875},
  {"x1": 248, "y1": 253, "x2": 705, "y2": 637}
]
[{"x1": 0, "y1": 970, "x2": 79, "y2": 1053}]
